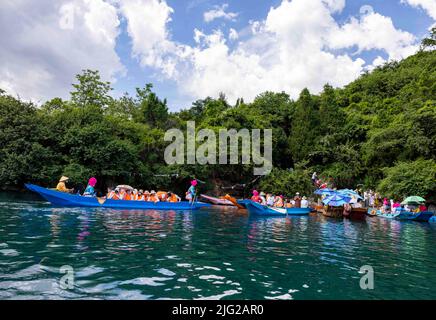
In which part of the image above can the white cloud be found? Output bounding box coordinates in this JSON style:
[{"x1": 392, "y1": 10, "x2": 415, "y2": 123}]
[
  {"x1": 1, "y1": 0, "x2": 423, "y2": 107},
  {"x1": 366, "y1": 56, "x2": 387, "y2": 72},
  {"x1": 229, "y1": 28, "x2": 239, "y2": 40},
  {"x1": 0, "y1": 0, "x2": 124, "y2": 103},
  {"x1": 328, "y1": 11, "x2": 418, "y2": 60},
  {"x1": 401, "y1": 0, "x2": 436, "y2": 20},
  {"x1": 120, "y1": 0, "x2": 420, "y2": 105},
  {"x1": 118, "y1": 0, "x2": 191, "y2": 78},
  {"x1": 203, "y1": 3, "x2": 238, "y2": 23}
]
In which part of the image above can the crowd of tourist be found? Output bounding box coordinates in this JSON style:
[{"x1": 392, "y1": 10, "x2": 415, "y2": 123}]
[
  {"x1": 55, "y1": 176, "x2": 183, "y2": 203},
  {"x1": 250, "y1": 190, "x2": 310, "y2": 208}
]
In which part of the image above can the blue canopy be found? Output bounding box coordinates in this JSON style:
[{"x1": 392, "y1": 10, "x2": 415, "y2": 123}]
[
  {"x1": 314, "y1": 188, "x2": 335, "y2": 195},
  {"x1": 337, "y1": 189, "x2": 363, "y2": 200},
  {"x1": 322, "y1": 194, "x2": 351, "y2": 207}
]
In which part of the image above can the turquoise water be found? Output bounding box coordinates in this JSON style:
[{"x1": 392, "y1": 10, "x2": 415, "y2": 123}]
[{"x1": 1, "y1": 193, "x2": 436, "y2": 300}]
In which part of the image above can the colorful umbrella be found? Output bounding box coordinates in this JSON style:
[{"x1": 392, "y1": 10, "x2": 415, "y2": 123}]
[
  {"x1": 337, "y1": 189, "x2": 363, "y2": 200},
  {"x1": 314, "y1": 188, "x2": 335, "y2": 195},
  {"x1": 401, "y1": 196, "x2": 425, "y2": 205},
  {"x1": 322, "y1": 194, "x2": 351, "y2": 207}
]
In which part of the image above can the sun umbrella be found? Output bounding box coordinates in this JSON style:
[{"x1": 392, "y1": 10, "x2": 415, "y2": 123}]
[
  {"x1": 116, "y1": 185, "x2": 134, "y2": 191},
  {"x1": 337, "y1": 189, "x2": 363, "y2": 200},
  {"x1": 315, "y1": 188, "x2": 335, "y2": 195},
  {"x1": 401, "y1": 196, "x2": 425, "y2": 205},
  {"x1": 322, "y1": 194, "x2": 351, "y2": 207}
]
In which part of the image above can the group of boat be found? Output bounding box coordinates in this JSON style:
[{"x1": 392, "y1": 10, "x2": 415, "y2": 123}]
[{"x1": 26, "y1": 183, "x2": 434, "y2": 222}]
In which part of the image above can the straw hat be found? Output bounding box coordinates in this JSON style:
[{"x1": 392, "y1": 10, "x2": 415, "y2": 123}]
[
  {"x1": 59, "y1": 176, "x2": 69, "y2": 182},
  {"x1": 260, "y1": 192, "x2": 266, "y2": 196},
  {"x1": 302, "y1": 196, "x2": 307, "y2": 200},
  {"x1": 150, "y1": 190, "x2": 156, "y2": 194}
]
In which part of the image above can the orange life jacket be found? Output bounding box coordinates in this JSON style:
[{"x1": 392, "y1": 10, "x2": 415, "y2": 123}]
[
  {"x1": 149, "y1": 194, "x2": 159, "y2": 202},
  {"x1": 124, "y1": 193, "x2": 132, "y2": 201},
  {"x1": 156, "y1": 191, "x2": 167, "y2": 201},
  {"x1": 107, "y1": 191, "x2": 119, "y2": 200},
  {"x1": 167, "y1": 194, "x2": 179, "y2": 202}
]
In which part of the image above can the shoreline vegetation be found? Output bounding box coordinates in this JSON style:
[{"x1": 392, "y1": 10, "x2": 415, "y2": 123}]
[{"x1": 0, "y1": 32, "x2": 435, "y2": 202}]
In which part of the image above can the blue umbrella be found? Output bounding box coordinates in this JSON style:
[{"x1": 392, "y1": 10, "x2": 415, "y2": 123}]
[
  {"x1": 337, "y1": 189, "x2": 363, "y2": 200},
  {"x1": 314, "y1": 188, "x2": 335, "y2": 195},
  {"x1": 322, "y1": 194, "x2": 351, "y2": 207}
]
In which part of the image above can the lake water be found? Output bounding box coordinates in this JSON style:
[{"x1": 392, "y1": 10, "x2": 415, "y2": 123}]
[{"x1": 1, "y1": 193, "x2": 435, "y2": 300}]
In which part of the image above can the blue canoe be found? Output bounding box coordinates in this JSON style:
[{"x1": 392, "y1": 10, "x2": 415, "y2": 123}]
[
  {"x1": 25, "y1": 184, "x2": 210, "y2": 210},
  {"x1": 241, "y1": 200, "x2": 311, "y2": 216},
  {"x1": 369, "y1": 208, "x2": 434, "y2": 222}
]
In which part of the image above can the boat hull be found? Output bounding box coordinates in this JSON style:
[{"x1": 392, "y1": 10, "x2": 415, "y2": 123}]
[
  {"x1": 243, "y1": 200, "x2": 311, "y2": 216},
  {"x1": 321, "y1": 207, "x2": 343, "y2": 218},
  {"x1": 343, "y1": 208, "x2": 367, "y2": 220},
  {"x1": 200, "y1": 194, "x2": 234, "y2": 206},
  {"x1": 25, "y1": 184, "x2": 210, "y2": 210},
  {"x1": 370, "y1": 208, "x2": 433, "y2": 222}
]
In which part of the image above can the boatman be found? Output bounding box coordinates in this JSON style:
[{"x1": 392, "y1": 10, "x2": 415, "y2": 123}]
[
  {"x1": 56, "y1": 176, "x2": 73, "y2": 193},
  {"x1": 294, "y1": 192, "x2": 302, "y2": 208}
]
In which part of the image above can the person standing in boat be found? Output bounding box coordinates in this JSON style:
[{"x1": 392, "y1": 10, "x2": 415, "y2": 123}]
[
  {"x1": 294, "y1": 192, "x2": 302, "y2": 208},
  {"x1": 56, "y1": 176, "x2": 73, "y2": 193},
  {"x1": 311, "y1": 172, "x2": 318, "y2": 185},
  {"x1": 301, "y1": 196, "x2": 309, "y2": 208},
  {"x1": 186, "y1": 180, "x2": 198, "y2": 203},
  {"x1": 83, "y1": 177, "x2": 97, "y2": 197}
]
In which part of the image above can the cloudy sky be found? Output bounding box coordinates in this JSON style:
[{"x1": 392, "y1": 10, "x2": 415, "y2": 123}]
[{"x1": 0, "y1": 0, "x2": 434, "y2": 110}]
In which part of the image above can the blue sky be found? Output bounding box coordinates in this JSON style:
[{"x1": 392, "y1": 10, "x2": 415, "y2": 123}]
[{"x1": 0, "y1": 0, "x2": 434, "y2": 110}]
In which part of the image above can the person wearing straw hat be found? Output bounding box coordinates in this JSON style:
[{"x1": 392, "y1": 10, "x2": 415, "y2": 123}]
[{"x1": 56, "y1": 176, "x2": 73, "y2": 193}]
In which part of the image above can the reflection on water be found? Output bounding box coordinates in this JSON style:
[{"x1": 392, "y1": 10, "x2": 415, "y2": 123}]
[{"x1": 0, "y1": 195, "x2": 435, "y2": 300}]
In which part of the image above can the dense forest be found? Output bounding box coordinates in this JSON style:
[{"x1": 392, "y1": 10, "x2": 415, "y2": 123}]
[{"x1": 0, "y1": 31, "x2": 435, "y2": 200}]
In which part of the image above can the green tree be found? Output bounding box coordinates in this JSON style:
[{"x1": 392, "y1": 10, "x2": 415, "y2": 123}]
[
  {"x1": 70, "y1": 69, "x2": 113, "y2": 108},
  {"x1": 378, "y1": 159, "x2": 436, "y2": 200},
  {"x1": 421, "y1": 27, "x2": 436, "y2": 50},
  {"x1": 134, "y1": 83, "x2": 169, "y2": 128}
]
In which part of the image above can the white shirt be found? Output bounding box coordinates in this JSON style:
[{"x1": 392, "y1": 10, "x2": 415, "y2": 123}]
[
  {"x1": 301, "y1": 199, "x2": 309, "y2": 208},
  {"x1": 266, "y1": 196, "x2": 275, "y2": 206}
]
